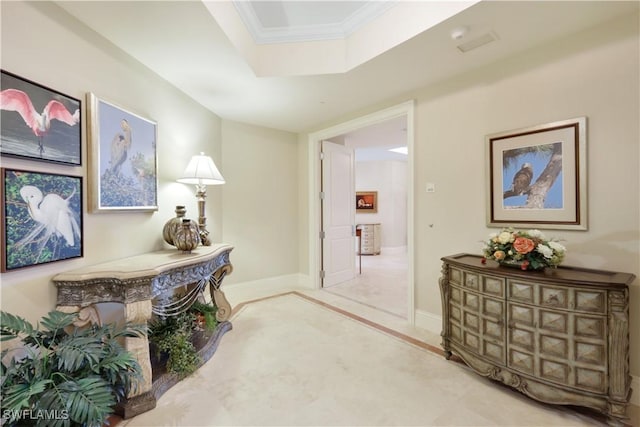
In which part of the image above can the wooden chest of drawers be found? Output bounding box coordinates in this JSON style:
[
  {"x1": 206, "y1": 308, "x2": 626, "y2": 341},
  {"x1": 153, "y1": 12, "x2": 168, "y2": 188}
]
[
  {"x1": 357, "y1": 223, "x2": 381, "y2": 255},
  {"x1": 439, "y1": 253, "x2": 634, "y2": 425}
]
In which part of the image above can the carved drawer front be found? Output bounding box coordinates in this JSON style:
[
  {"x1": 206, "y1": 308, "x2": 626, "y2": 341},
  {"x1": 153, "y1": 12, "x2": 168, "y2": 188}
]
[
  {"x1": 574, "y1": 289, "x2": 606, "y2": 314},
  {"x1": 575, "y1": 314, "x2": 605, "y2": 339},
  {"x1": 449, "y1": 284, "x2": 505, "y2": 364},
  {"x1": 539, "y1": 286, "x2": 606, "y2": 314},
  {"x1": 507, "y1": 302, "x2": 608, "y2": 392},
  {"x1": 575, "y1": 366, "x2": 606, "y2": 393},
  {"x1": 450, "y1": 323, "x2": 462, "y2": 342},
  {"x1": 463, "y1": 290, "x2": 479, "y2": 311},
  {"x1": 463, "y1": 271, "x2": 479, "y2": 291},
  {"x1": 539, "y1": 309, "x2": 568, "y2": 334},
  {"x1": 449, "y1": 267, "x2": 463, "y2": 286},
  {"x1": 482, "y1": 275, "x2": 505, "y2": 298},
  {"x1": 540, "y1": 335, "x2": 568, "y2": 359},
  {"x1": 508, "y1": 280, "x2": 535, "y2": 304},
  {"x1": 575, "y1": 341, "x2": 605, "y2": 366},
  {"x1": 540, "y1": 285, "x2": 568, "y2": 309},
  {"x1": 509, "y1": 349, "x2": 534, "y2": 375},
  {"x1": 541, "y1": 358, "x2": 570, "y2": 384}
]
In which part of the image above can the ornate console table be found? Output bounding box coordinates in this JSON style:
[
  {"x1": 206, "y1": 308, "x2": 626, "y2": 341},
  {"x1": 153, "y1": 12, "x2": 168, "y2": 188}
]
[
  {"x1": 52, "y1": 244, "x2": 233, "y2": 417},
  {"x1": 439, "y1": 254, "x2": 634, "y2": 426}
]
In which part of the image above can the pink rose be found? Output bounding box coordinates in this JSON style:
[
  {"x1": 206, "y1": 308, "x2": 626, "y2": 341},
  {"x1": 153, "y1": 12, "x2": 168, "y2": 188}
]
[
  {"x1": 493, "y1": 250, "x2": 506, "y2": 260},
  {"x1": 513, "y1": 237, "x2": 535, "y2": 254}
]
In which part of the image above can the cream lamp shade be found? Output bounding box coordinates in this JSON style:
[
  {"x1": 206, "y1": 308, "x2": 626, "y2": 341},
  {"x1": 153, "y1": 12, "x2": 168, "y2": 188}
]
[{"x1": 177, "y1": 152, "x2": 225, "y2": 185}]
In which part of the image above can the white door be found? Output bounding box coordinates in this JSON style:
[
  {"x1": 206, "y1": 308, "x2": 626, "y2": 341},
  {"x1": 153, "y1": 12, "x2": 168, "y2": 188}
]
[{"x1": 321, "y1": 141, "x2": 355, "y2": 287}]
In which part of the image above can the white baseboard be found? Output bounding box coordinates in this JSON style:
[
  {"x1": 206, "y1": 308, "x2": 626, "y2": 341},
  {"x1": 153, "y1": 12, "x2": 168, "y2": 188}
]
[
  {"x1": 380, "y1": 246, "x2": 407, "y2": 255},
  {"x1": 414, "y1": 309, "x2": 442, "y2": 335},
  {"x1": 412, "y1": 309, "x2": 640, "y2": 408},
  {"x1": 221, "y1": 273, "x2": 311, "y2": 305}
]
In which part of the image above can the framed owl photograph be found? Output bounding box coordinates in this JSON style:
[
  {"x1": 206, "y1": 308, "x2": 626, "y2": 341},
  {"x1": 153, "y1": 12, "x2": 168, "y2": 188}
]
[{"x1": 485, "y1": 117, "x2": 587, "y2": 230}]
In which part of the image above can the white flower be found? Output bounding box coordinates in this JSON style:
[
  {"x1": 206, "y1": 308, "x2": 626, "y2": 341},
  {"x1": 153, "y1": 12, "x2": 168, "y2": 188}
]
[
  {"x1": 536, "y1": 244, "x2": 554, "y2": 259},
  {"x1": 528, "y1": 229, "x2": 544, "y2": 239},
  {"x1": 498, "y1": 231, "x2": 513, "y2": 244},
  {"x1": 548, "y1": 241, "x2": 566, "y2": 253}
]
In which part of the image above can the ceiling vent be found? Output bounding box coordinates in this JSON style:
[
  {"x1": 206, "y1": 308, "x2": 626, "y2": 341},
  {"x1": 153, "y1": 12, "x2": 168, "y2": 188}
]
[{"x1": 457, "y1": 32, "x2": 498, "y2": 53}]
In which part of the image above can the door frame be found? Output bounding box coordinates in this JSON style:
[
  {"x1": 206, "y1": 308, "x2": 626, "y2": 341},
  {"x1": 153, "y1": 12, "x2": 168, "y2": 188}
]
[{"x1": 307, "y1": 100, "x2": 416, "y2": 324}]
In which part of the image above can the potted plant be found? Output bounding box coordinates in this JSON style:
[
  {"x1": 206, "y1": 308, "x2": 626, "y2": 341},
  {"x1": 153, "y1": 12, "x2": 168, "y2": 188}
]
[
  {"x1": 147, "y1": 299, "x2": 219, "y2": 378},
  {"x1": 0, "y1": 310, "x2": 145, "y2": 427},
  {"x1": 148, "y1": 310, "x2": 201, "y2": 378}
]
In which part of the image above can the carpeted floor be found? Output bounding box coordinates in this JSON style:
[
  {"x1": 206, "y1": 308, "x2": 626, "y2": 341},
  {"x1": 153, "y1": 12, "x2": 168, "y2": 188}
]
[{"x1": 119, "y1": 292, "x2": 626, "y2": 426}]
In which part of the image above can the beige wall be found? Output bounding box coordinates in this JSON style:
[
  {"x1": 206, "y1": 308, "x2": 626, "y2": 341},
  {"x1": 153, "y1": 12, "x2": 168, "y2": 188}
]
[
  {"x1": 303, "y1": 13, "x2": 640, "y2": 376},
  {"x1": 221, "y1": 120, "x2": 300, "y2": 284},
  {"x1": 355, "y1": 160, "x2": 407, "y2": 248},
  {"x1": 414, "y1": 13, "x2": 639, "y2": 377},
  {"x1": 0, "y1": 2, "x2": 299, "y2": 321}
]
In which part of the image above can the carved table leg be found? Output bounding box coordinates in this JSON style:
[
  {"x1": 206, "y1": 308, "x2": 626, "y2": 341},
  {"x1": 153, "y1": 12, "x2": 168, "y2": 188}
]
[
  {"x1": 123, "y1": 300, "x2": 153, "y2": 397},
  {"x1": 209, "y1": 269, "x2": 232, "y2": 322},
  {"x1": 56, "y1": 305, "x2": 102, "y2": 327}
]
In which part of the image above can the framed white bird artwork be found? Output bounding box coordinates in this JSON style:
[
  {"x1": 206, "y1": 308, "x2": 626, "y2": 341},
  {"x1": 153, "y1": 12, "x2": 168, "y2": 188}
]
[{"x1": 1, "y1": 168, "x2": 83, "y2": 271}]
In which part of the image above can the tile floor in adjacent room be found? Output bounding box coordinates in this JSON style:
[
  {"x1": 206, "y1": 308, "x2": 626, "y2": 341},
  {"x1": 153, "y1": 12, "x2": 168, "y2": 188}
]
[
  {"x1": 323, "y1": 249, "x2": 408, "y2": 319},
  {"x1": 118, "y1": 250, "x2": 639, "y2": 427}
]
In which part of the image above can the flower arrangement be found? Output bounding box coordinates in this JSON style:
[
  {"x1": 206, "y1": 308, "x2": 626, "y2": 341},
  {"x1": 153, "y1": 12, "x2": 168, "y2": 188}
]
[{"x1": 482, "y1": 228, "x2": 566, "y2": 270}]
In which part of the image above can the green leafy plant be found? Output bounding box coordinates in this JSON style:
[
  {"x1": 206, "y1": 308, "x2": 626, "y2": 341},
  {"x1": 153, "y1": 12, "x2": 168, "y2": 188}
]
[
  {"x1": 0, "y1": 310, "x2": 145, "y2": 427},
  {"x1": 148, "y1": 311, "x2": 201, "y2": 378}
]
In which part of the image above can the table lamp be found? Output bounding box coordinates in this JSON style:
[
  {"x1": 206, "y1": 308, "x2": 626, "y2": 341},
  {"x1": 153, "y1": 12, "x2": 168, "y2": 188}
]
[{"x1": 177, "y1": 152, "x2": 225, "y2": 245}]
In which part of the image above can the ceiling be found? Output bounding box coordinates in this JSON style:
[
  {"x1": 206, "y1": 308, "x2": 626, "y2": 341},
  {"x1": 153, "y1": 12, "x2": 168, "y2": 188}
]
[
  {"x1": 233, "y1": 1, "x2": 396, "y2": 44},
  {"x1": 55, "y1": 0, "x2": 637, "y2": 138}
]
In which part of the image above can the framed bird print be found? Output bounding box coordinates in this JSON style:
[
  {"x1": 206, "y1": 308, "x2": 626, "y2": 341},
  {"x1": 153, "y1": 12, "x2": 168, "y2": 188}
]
[
  {"x1": 0, "y1": 70, "x2": 81, "y2": 165},
  {"x1": 1, "y1": 168, "x2": 83, "y2": 272},
  {"x1": 87, "y1": 93, "x2": 158, "y2": 212},
  {"x1": 486, "y1": 117, "x2": 587, "y2": 230}
]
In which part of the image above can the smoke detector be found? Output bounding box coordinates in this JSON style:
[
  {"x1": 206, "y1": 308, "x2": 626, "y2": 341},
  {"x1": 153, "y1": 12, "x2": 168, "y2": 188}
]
[{"x1": 450, "y1": 27, "x2": 468, "y2": 41}]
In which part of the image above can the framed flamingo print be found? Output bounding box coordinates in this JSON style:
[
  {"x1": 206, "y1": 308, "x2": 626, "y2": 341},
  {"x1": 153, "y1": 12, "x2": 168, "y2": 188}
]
[
  {"x1": 0, "y1": 70, "x2": 82, "y2": 165},
  {"x1": 1, "y1": 168, "x2": 83, "y2": 272},
  {"x1": 87, "y1": 93, "x2": 158, "y2": 212}
]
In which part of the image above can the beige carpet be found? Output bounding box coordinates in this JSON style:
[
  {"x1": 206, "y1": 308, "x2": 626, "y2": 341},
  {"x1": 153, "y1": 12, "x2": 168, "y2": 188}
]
[{"x1": 121, "y1": 292, "x2": 617, "y2": 426}]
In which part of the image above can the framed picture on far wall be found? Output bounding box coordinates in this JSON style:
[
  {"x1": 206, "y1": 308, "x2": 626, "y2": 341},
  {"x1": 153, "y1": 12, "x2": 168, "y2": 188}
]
[
  {"x1": 1, "y1": 168, "x2": 83, "y2": 272},
  {"x1": 486, "y1": 117, "x2": 587, "y2": 230},
  {"x1": 0, "y1": 70, "x2": 82, "y2": 165},
  {"x1": 87, "y1": 93, "x2": 158, "y2": 212},
  {"x1": 356, "y1": 191, "x2": 378, "y2": 213}
]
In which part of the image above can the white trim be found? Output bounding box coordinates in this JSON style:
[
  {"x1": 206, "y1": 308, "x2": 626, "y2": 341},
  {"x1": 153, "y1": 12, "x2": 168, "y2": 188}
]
[
  {"x1": 414, "y1": 309, "x2": 442, "y2": 335},
  {"x1": 232, "y1": 1, "x2": 396, "y2": 44},
  {"x1": 222, "y1": 273, "x2": 311, "y2": 304},
  {"x1": 380, "y1": 246, "x2": 408, "y2": 255},
  {"x1": 308, "y1": 100, "x2": 416, "y2": 325}
]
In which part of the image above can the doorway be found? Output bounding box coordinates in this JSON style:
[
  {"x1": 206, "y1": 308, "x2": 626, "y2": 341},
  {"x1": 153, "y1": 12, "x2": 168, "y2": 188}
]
[{"x1": 307, "y1": 101, "x2": 415, "y2": 324}]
